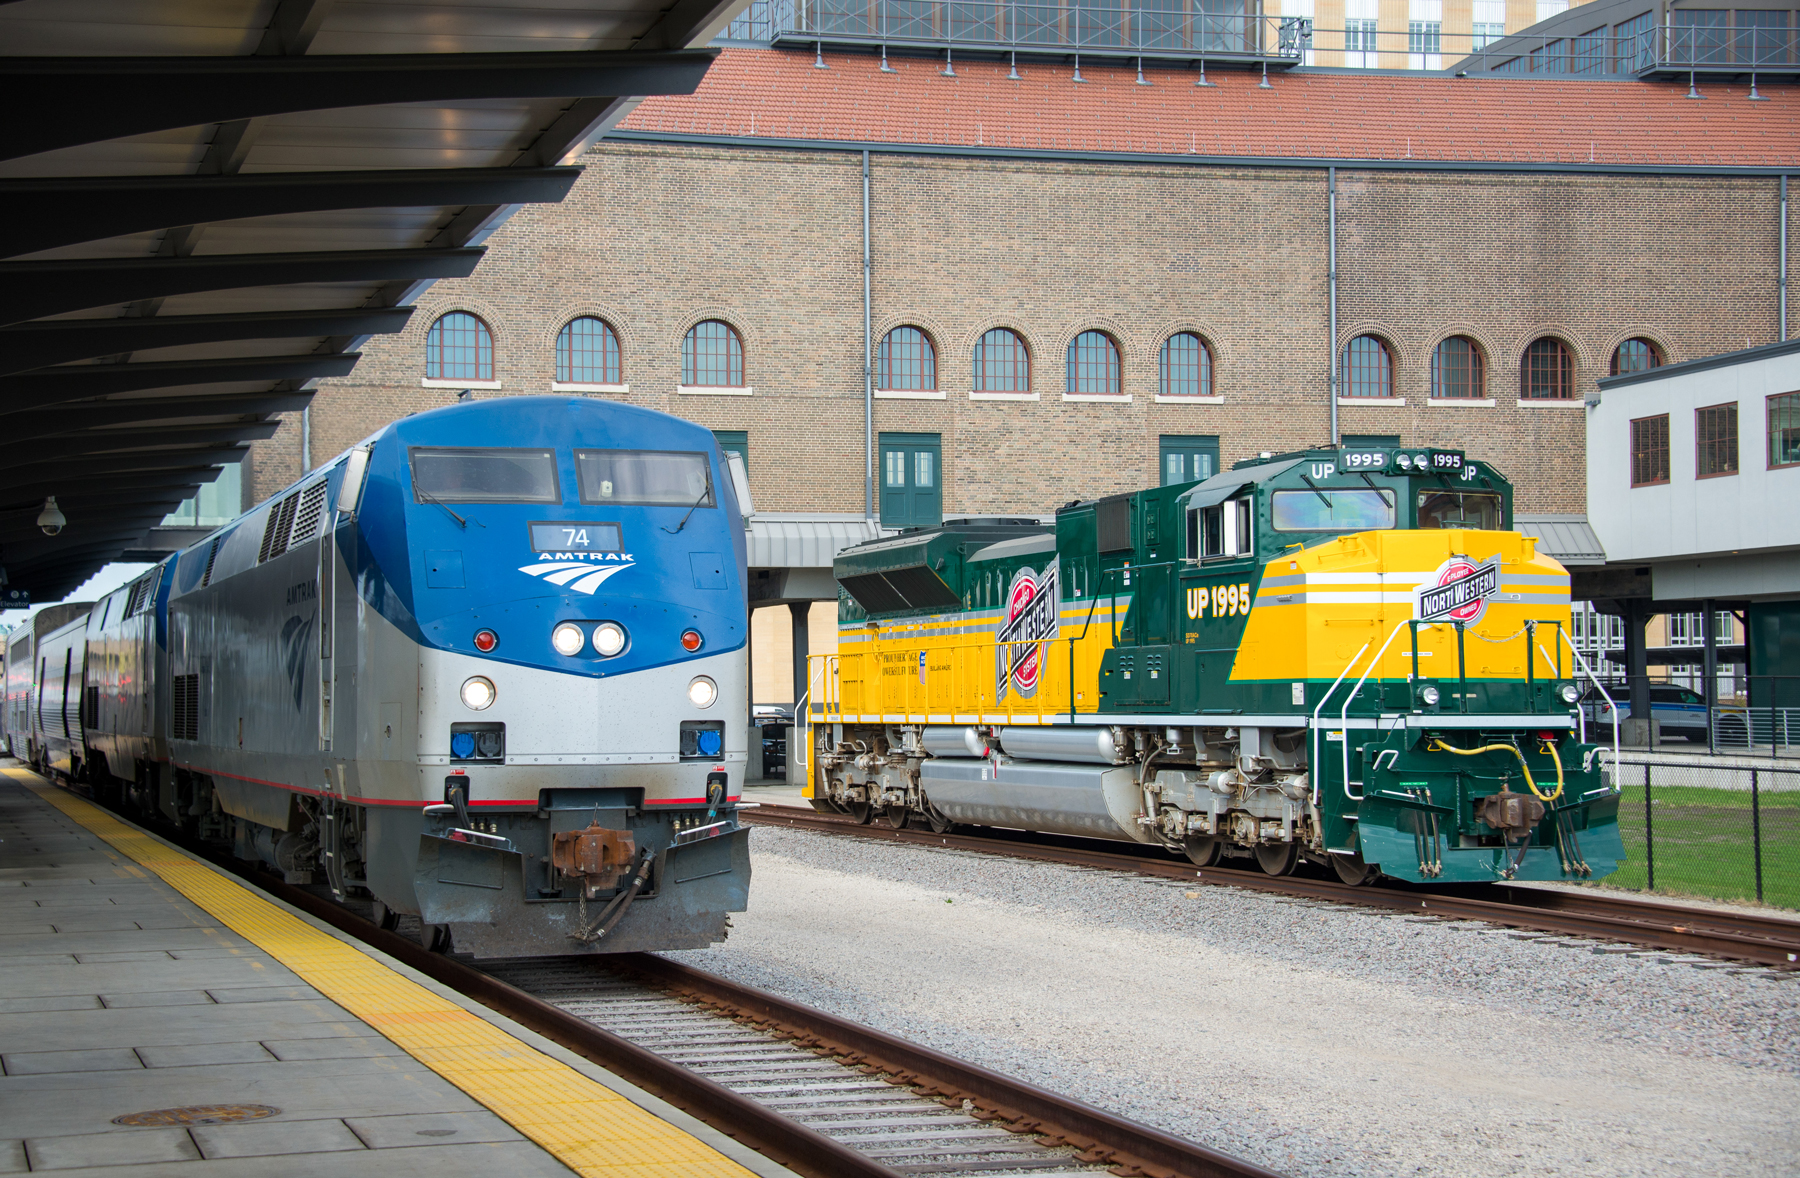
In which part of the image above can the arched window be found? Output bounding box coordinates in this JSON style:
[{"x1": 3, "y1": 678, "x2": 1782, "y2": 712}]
[
  {"x1": 1066, "y1": 331, "x2": 1121, "y2": 396},
  {"x1": 1522, "y1": 337, "x2": 1574, "y2": 399},
  {"x1": 1159, "y1": 332, "x2": 1213, "y2": 398},
  {"x1": 425, "y1": 311, "x2": 493, "y2": 381},
  {"x1": 878, "y1": 326, "x2": 936, "y2": 391},
  {"x1": 1430, "y1": 336, "x2": 1485, "y2": 399},
  {"x1": 683, "y1": 320, "x2": 744, "y2": 387},
  {"x1": 973, "y1": 328, "x2": 1030, "y2": 393},
  {"x1": 556, "y1": 317, "x2": 621, "y2": 385},
  {"x1": 1342, "y1": 335, "x2": 1392, "y2": 398},
  {"x1": 1611, "y1": 337, "x2": 1662, "y2": 376}
]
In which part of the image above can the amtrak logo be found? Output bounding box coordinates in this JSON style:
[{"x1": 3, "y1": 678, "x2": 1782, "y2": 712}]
[
  {"x1": 519, "y1": 556, "x2": 635, "y2": 595},
  {"x1": 279, "y1": 613, "x2": 314, "y2": 712}
]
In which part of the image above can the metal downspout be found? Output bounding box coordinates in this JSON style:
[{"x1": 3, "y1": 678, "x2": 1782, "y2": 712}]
[
  {"x1": 1328, "y1": 166, "x2": 1339, "y2": 446},
  {"x1": 301, "y1": 405, "x2": 312, "y2": 474},
  {"x1": 1781, "y1": 174, "x2": 1790, "y2": 341},
  {"x1": 863, "y1": 149, "x2": 874, "y2": 523}
]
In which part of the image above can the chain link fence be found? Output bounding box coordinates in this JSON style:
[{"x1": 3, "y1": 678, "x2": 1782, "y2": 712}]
[{"x1": 1604, "y1": 759, "x2": 1799, "y2": 909}]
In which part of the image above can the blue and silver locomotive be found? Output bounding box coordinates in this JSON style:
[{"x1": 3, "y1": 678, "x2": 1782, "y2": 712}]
[{"x1": 33, "y1": 396, "x2": 753, "y2": 957}]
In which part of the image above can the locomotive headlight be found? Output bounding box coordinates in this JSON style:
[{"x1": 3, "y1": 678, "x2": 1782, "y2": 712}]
[
  {"x1": 687, "y1": 676, "x2": 718, "y2": 709},
  {"x1": 1559, "y1": 683, "x2": 1581, "y2": 704},
  {"x1": 1395, "y1": 453, "x2": 1413, "y2": 469},
  {"x1": 1418, "y1": 684, "x2": 1441, "y2": 707},
  {"x1": 461, "y1": 676, "x2": 496, "y2": 711},
  {"x1": 592, "y1": 622, "x2": 626, "y2": 657},
  {"x1": 551, "y1": 622, "x2": 585, "y2": 657}
]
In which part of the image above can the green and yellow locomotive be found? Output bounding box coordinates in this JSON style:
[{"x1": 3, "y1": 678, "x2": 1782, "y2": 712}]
[{"x1": 803, "y1": 445, "x2": 1625, "y2": 886}]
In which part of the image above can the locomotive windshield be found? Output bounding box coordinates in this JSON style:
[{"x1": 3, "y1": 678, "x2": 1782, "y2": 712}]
[
  {"x1": 576, "y1": 450, "x2": 713, "y2": 508},
  {"x1": 1416, "y1": 490, "x2": 1504, "y2": 530},
  {"x1": 1270, "y1": 488, "x2": 1395, "y2": 532},
  {"x1": 410, "y1": 448, "x2": 560, "y2": 503}
]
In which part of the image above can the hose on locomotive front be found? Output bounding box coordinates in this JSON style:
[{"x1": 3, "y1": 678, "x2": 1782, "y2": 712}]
[
  {"x1": 568, "y1": 846, "x2": 655, "y2": 945},
  {"x1": 1427, "y1": 739, "x2": 1565, "y2": 803}
]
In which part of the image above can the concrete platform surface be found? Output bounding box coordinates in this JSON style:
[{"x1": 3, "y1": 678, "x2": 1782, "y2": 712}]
[{"x1": 0, "y1": 769, "x2": 793, "y2": 1178}]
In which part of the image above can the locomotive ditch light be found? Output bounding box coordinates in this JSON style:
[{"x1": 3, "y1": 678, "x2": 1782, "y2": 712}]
[
  {"x1": 461, "y1": 676, "x2": 496, "y2": 710},
  {"x1": 473, "y1": 628, "x2": 498, "y2": 653},
  {"x1": 688, "y1": 676, "x2": 718, "y2": 709},
  {"x1": 1558, "y1": 683, "x2": 1580, "y2": 705},
  {"x1": 1417, "y1": 684, "x2": 1441, "y2": 708},
  {"x1": 680, "y1": 629, "x2": 703, "y2": 652},
  {"x1": 593, "y1": 622, "x2": 627, "y2": 657},
  {"x1": 551, "y1": 622, "x2": 585, "y2": 657}
]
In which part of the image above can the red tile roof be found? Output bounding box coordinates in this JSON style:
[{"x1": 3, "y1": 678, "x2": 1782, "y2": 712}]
[{"x1": 620, "y1": 46, "x2": 1800, "y2": 168}]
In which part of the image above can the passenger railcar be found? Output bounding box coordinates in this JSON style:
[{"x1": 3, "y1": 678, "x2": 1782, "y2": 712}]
[
  {"x1": 31, "y1": 396, "x2": 755, "y2": 957},
  {"x1": 805, "y1": 445, "x2": 1626, "y2": 886}
]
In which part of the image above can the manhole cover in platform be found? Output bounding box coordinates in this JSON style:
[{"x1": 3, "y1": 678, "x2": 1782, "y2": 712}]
[{"x1": 113, "y1": 1104, "x2": 281, "y2": 1127}]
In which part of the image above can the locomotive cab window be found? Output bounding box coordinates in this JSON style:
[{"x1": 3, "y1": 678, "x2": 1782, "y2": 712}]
[
  {"x1": 1416, "y1": 491, "x2": 1503, "y2": 530},
  {"x1": 1271, "y1": 488, "x2": 1395, "y2": 532},
  {"x1": 576, "y1": 450, "x2": 713, "y2": 508},
  {"x1": 1187, "y1": 497, "x2": 1252, "y2": 560},
  {"x1": 410, "y1": 448, "x2": 559, "y2": 503}
]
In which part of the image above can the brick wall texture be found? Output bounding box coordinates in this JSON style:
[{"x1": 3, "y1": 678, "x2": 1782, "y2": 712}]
[{"x1": 270, "y1": 141, "x2": 1796, "y2": 518}]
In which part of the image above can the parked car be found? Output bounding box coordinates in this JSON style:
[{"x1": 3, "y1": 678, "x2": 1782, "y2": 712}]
[
  {"x1": 1579, "y1": 685, "x2": 1749, "y2": 744},
  {"x1": 754, "y1": 704, "x2": 793, "y2": 779}
]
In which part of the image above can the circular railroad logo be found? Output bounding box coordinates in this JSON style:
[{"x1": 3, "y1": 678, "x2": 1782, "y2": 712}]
[
  {"x1": 1437, "y1": 559, "x2": 1482, "y2": 622},
  {"x1": 113, "y1": 1105, "x2": 281, "y2": 1128},
  {"x1": 1005, "y1": 570, "x2": 1042, "y2": 694},
  {"x1": 1415, "y1": 555, "x2": 1501, "y2": 626}
]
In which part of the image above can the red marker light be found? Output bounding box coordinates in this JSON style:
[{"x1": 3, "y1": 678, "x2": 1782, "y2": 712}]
[
  {"x1": 473, "y1": 629, "x2": 498, "y2": 653},
  {"x1": 681, "y1": 629, "x2": 703, "y2": 652}
]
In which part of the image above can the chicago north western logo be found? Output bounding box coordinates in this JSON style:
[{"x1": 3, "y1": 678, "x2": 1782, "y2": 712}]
[
  {"x1": 1415, "y1": 555, "x2": 1501, "y2": 625},
  {"x1": 996, "y1": 564, "x2": 1059, "y2": 701}
]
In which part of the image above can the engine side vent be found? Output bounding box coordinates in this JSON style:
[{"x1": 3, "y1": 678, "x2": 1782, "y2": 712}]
[
  {"x1": 200, "y1": 537, "x2": 223, "y2": 587},
  {"x1": 171, "y1": 674, "x2": 200, "y2": 741},
  {"x1": 882, "y1": 565, "x2": 961, "y2": 610},
  {"x1": 82, "y1": 685, "x2": 99, "y2": 730},
  {"x1": 124, "y1": 579, "x2": 148, "y2": 617},
  {"x1": 287, "y1": 480, "x2": 330, "y2": 549},
  {"x1": 263, "y1": 494, "x2": 301, "y2": 562},
  {"x1": 1096, "y1": 495, "x2": 1132, "y2": 553}
]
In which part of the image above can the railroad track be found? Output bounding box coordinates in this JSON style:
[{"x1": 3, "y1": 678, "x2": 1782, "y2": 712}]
[
  {"x1": 207, "y1": 846, "x2": 1282, "y2": 1178},
  {"x1": 744, "y1": 803, "x2": 1800, "y2": 973}
]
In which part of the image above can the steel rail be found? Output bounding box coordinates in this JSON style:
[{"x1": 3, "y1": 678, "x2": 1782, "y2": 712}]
[{"x1": 745, "y1": 804, "x2": 1800, "y2": 970}]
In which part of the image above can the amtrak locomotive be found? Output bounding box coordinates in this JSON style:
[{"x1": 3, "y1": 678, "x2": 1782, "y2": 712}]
[{"x1": 8, "y1": 397, "x2": 753, "y2": 957}]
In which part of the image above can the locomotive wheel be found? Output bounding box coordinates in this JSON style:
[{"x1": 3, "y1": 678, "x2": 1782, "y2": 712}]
[
  {"x1": 881, "y1": 806, "x2": 910, "y2": 831},
  {"x1": 1254, "y1": 842, "x2": 1300, "y2": 877},
  {"x1": 370, "y1": 900, "x2": 401, "y2": 931},
  {"x1": 1332, "y1": 853, "x2": 1379, "y2": 887},
  {"x1": 925, "y1": 805, "x2": 955, "y2": 834},
  {"x1": 419, "y1": 922, "x2": 452, "y2": 953},
  {"x1": 848, "y1": 800, "x2": 874, "y2": 825},
  {"x1": 1183, "y1": 836, "x2": 1222, "y2": 868}
]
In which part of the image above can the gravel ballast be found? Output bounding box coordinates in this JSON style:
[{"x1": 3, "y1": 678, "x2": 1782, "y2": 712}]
[{"x1": 667, "y1": 827, "x2": 1800, "y2": 1178}]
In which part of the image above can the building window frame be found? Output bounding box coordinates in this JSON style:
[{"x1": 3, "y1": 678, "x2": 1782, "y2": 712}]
[
  {"x1": 1610, "y1": 337, "x2": 1663, "y2": 377},
  {"x1": 1695, "y1": 402, "x2": 1738, "y2": 479},
  {"x1": 1630, "y1": 413, "x2": 1670, "y2": 487},
  {"x1": 877, "y1": 326, "x2": 939, "y2": 397},
  {"x1": 972, "y1": 327, "x2": 1032, "y2": 397},
  {"x1": 1159, "y1": 435, "x2": 1220, "y2": 486},
  {"x1": 1064, "y1": 330, "x2": 1124, "y2": 400},
  {"x1": 1429, "y1": 335, "x2": 1486, "y2": 401},
  {"x1": 1157, "y1": 332, "x2": 1217, "y2": 401},
  {"x1": 681, "y1": 319, "x2": 746, "y2": 389},
  {"x1": 1769, "y1": 391, "x2": 1800, "y2": 470},
  {"x1": 554, "y1": 316, "x2": 623, "y2": 388},
  {"x1": 1521, "y1": 336, "x2": 1575, "y2": 400},
  {"x1": 1341, "y1": 334, "x2": 1395, "y2": 399},
  {"x1": 424, "y1": 311, "x2": 496, "y2": 385}
]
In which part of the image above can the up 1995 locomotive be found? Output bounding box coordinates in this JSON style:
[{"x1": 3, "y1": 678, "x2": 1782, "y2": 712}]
[
  {"x1": 805, "y1": 445, "x2": 1626, "y2": 886},
  {"x1": 9, "y1": 396, "x2": 754, "y2": 956}
]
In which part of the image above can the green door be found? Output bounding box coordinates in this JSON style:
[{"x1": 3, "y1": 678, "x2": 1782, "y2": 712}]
[
  {"x1": 712, "y1": 430, "x2": 747, "y2": 475},
  {"x1": 879, "y1": 433, "x2": 942, "y2": 529},
  {"x1": 1158, "y1": 435, "x2": 1218, "y2": 486}
]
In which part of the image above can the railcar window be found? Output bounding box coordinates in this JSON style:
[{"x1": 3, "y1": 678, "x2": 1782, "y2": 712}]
[
  {"x1": 410, "y1": 448, "x2": 559, "y2": 503},
  {"x1": 1416, "y1": 491, "x2": 1503, "y2": 530},
  {"x1": 1187, "y1": 498, "x2": 1253, "y2": 558},
  {"x1": 576, "y1": 450, "x2": 713, "y2": 508},
  {"x1": 1271, "y1": 489, "x2": 1395, "y2": 532}
]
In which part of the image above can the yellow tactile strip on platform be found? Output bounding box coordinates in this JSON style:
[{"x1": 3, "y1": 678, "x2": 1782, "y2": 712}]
[{"x1": 11, "y1": 772, "x2": 755, "y2": 1178}]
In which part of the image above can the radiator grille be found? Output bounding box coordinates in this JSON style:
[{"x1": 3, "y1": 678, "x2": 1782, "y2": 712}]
[
  {"x1": 287, "y1": 480, "x2": 330, "y2": 548},
  {"x1": 172, "y1": 673, "x2": 200, "y2": 741}
]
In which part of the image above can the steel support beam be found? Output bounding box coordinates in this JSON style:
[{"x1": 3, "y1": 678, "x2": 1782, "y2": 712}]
[
  {"x1": 0, "y1": 355, "x2": 357, "y2": 413},
  {"x1": 0, "y1": 423, "x2": 282, "y2": 465},
  {"x1": 0, "y1": 248, "x2": 482, "y2": 327},
  {"x1": 0, "y1": 167, "x2": 579, "y2": 258},
  {"x1": 0, "y1": 448, "x2": 248, "y2": 488},
  {"x1": 0, "y1": 394, "x2": 313, "y2": 444},
  {"x1": 0, "y1": 51, "x2": 716, "y2": 160},
  {"x1": 0, "y1": 307, "x2": 410, "y2": 377}
]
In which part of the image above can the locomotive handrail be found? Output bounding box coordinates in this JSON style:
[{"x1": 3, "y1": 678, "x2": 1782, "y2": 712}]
[
  {"x1": 1310, "y1": 640, "x2": 1370, "y2": 805},
  {"x1": 1340, "y1": 619, "x2": 1412, "y2": 800},
  {"x1": 1551, "y1": 629, "x2": 1621, "y2": 778}
]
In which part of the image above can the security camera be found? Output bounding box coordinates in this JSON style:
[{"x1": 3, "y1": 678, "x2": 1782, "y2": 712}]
[{"x1": 37, "y1": 496, "x2": 65, "y2": 537}]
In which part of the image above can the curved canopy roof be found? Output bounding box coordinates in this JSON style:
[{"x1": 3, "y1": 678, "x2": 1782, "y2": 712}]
[{"x1": 0, "y1": 0, "x2": 747, "y2": 601}]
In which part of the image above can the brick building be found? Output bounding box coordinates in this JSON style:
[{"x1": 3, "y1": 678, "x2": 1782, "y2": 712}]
[{"x1": 228, "y1": 46, "x2": 1797, "y2": 699}]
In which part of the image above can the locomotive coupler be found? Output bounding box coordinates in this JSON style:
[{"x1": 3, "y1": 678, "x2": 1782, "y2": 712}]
[
  {"x1": 551, "y1": 824, "x2": 638, "y2": 899},
  {"x1": 1475, "y1": 788, "x2": 1545, "y2": 840}
]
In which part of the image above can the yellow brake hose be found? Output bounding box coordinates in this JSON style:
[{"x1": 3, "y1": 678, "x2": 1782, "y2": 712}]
[{"x1": 1427, "y1": 739, "x2": 1564, "y2": 803}]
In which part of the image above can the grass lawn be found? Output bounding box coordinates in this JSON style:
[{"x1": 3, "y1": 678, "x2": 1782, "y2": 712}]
[{"x1": 1604, "y1": 784, "x2": 1800, "y2": 909}]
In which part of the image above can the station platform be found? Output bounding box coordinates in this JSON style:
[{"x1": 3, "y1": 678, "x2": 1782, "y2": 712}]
[{"x1": 0, "y1": 766, "x2": 792, "y2": 1178}]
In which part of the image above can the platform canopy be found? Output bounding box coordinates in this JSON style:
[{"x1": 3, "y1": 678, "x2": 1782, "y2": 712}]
[{"x1": 0, "y1": 0, "x2": 746, "y2": 602}]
